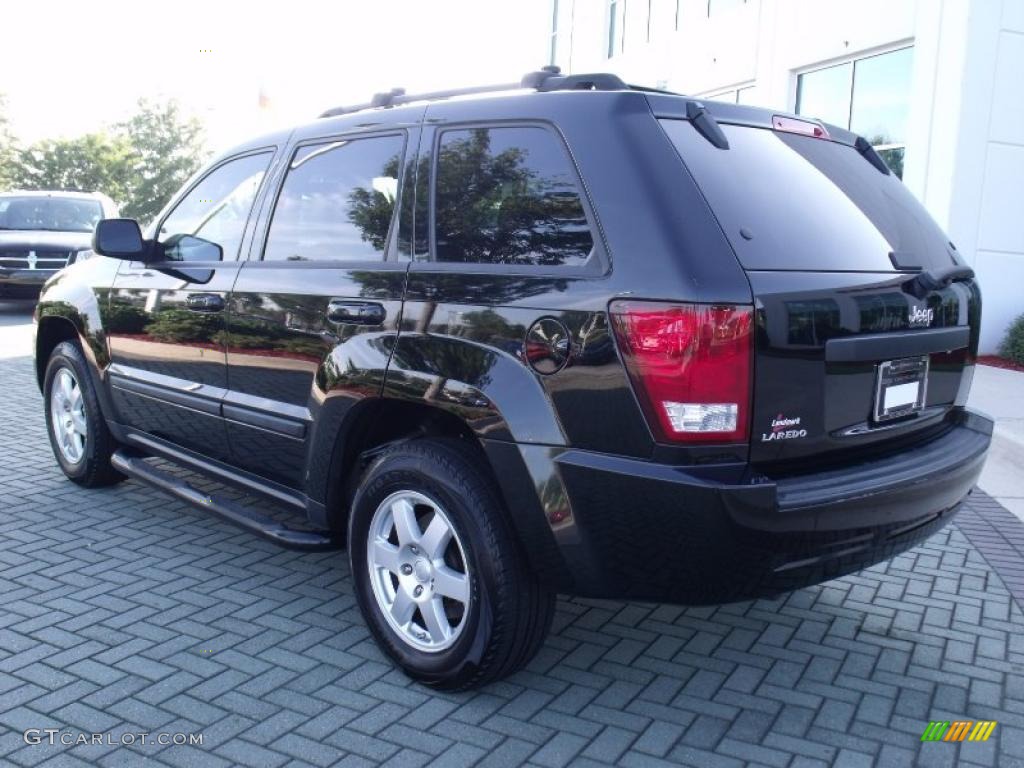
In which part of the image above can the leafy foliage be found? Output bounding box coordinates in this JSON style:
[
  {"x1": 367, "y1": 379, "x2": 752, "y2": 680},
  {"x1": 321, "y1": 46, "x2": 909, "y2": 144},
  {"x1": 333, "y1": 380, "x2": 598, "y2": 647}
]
[
  {"x1": 347, "y1": 154, "x2": 402, "y2": 252},
  {"x1": 115, "y1": 100, "x2": 206, "y2": 224},
  {"x1": 999, "y1": 313, "x2": 1024, "y2": 365},
  {"x1": 145, "y1": 309, "x2": 221, "y2": 344},
  {"x1": 12, "y1": 133, "x2": 133, "y2": 203},
  {"x1": 1, "y1": 97, "x2": 207, "y2": 225},
  {"x1": 431, "y1": 129, "x2": 592, "y2": 266},
  {"x1": 0, "y1": 94, "x2": 17, "y2": 191}
]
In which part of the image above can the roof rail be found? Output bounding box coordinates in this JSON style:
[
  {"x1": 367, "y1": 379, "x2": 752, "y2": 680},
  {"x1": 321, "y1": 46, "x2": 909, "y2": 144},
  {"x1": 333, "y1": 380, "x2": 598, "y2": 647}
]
[{"x1": 318, "y1": 66, "x2": 631, "y2": 118}]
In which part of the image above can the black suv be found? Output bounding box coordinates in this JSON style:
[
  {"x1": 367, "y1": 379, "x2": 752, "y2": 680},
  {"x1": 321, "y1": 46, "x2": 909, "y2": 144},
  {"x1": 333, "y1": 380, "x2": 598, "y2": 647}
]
[{"x1": 35, "y1": 69, "x2": 992, "y2": 690}]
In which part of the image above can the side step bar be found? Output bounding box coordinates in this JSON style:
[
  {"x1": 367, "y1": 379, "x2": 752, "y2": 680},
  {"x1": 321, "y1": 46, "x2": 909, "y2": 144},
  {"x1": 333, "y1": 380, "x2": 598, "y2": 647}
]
[{"x1": 111, "y1": 450, "x2": 338, "y2": 551}]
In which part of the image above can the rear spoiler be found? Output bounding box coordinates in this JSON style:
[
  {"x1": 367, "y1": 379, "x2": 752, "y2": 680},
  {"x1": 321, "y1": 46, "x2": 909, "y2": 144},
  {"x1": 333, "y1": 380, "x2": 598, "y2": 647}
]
[{"x1": 645, "y1": 93, "x2": 895, "y2": 174}]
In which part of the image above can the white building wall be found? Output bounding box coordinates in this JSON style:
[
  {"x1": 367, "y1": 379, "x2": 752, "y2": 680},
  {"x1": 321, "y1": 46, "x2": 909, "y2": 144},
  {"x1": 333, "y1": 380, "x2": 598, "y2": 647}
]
[{"x1": 551, "y1": 0, "x2": 1024, "y2": 352}]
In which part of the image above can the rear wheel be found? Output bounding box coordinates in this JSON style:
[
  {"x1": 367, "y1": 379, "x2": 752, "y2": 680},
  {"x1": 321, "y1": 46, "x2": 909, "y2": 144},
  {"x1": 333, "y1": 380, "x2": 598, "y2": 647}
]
[
  {"x1": 43, "y1": 341, "x2": 123, "y2": 487},
  {"x1": 349, "y1": 438, "x2": 554, "y2": 690}
]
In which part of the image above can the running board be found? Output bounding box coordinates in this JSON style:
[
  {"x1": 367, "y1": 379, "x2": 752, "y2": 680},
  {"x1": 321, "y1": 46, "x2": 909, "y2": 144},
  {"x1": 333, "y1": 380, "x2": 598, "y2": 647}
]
[{"x1": 111, "y1": 450, "x2": 338, "y2": 551}]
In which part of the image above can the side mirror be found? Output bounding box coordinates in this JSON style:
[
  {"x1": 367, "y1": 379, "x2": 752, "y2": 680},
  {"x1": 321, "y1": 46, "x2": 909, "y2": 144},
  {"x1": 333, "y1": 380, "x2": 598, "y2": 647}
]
[
  {"x1": 93, "y1": 219, "x2": 147, "y2": 260},
  {"x1": 162, "y1": 234, "x2": 224, "y2": 263}
]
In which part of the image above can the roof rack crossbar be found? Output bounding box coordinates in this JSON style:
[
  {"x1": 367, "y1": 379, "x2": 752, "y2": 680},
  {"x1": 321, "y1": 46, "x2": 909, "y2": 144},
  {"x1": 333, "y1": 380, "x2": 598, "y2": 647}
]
[{"x1": 318, "y1": 66, "x2": 631, "y2": 119}]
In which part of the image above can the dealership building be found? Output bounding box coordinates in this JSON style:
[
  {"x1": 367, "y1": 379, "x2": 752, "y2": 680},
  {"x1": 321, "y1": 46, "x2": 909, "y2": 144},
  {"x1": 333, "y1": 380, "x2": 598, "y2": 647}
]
[{"x1": 547, "y1": 0, "x2": 1023, "y2": 352}]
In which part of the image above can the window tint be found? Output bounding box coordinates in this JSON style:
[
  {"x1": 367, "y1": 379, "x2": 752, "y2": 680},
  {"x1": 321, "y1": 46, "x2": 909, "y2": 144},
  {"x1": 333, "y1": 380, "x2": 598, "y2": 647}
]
[
  {"x1": 158, "y1": 152, "x2": 271, "y2": 262},
  {"x1": 264, "y1": 135, "x2": 405, "y2": 263},
  {"x1": 433, "y1": 127, "x2": 593, "y2": 267},
  {"x1": 660, "y1": 119, "x2": 955, "y2": 272}
]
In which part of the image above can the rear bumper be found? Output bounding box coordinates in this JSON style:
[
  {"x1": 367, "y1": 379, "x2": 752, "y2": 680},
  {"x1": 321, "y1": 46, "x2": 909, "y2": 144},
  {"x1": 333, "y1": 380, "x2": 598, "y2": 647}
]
[{"x1": 505, "y1": 408, "x2": 991, "y2": 604}]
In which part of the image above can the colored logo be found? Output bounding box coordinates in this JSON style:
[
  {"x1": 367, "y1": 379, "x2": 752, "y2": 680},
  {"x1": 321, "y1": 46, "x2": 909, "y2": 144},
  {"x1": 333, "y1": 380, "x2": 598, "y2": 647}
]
[
  {"x1": 760, "y1": 413, "x2": 807, "y2": 442},
  {"x1": 921, "y1": 721, "x2": 997, "y2": 742}
]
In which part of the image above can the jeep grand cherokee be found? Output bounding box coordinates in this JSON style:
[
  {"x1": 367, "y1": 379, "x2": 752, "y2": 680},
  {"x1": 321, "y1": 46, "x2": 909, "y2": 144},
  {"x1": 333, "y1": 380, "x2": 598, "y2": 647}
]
[{"x1": 34, "y1": 68, "x2": 991, "y2": 689}]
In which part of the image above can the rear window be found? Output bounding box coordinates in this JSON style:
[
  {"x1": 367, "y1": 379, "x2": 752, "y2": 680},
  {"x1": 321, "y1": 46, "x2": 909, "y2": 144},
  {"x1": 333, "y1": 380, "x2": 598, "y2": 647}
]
[{"x1": 659, "y1": 119, "x2": 955, "y2": 272}]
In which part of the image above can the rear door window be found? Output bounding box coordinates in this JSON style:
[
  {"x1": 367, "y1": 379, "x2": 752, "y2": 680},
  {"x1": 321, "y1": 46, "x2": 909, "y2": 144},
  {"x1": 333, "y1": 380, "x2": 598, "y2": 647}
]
[{"x1": 659, "y1": 119, "x2": 955, "y2": 272}]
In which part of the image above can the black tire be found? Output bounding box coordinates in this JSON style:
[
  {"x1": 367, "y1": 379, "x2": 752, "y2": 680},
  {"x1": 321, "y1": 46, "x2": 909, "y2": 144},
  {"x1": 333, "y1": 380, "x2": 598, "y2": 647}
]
[
  {"x1": 43, "y1": 341, "x2": 123, "y2": 487},
  {"x1": 348, "y1": 437, "x2": 555, "y2": 690}
]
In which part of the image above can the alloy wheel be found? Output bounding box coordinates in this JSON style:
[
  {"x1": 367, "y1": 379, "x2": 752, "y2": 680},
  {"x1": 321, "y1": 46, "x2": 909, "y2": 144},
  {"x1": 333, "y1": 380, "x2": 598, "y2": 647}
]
[
  {"x1": 366, "y1": 490, "x2": 471, "y2": 652},
  {"x1": 50, "y1": 367, "x2": 87, "y2": 464}
]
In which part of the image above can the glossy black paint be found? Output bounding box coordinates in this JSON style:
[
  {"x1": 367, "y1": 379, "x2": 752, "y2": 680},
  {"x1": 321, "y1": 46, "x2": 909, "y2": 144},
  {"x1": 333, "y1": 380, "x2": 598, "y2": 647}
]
[
  {"x1": 746, "y1": 270, "x2": 980, "y2": 467},
  {"x1": 33, "y1": 86, "x2": 992, "y2": 606},
  {"x1": 105, "y1": 259, "x2": 241, "y2": 461},
  {"x1": 549, "y1": 410, "x2": 990, "y2": 603}
]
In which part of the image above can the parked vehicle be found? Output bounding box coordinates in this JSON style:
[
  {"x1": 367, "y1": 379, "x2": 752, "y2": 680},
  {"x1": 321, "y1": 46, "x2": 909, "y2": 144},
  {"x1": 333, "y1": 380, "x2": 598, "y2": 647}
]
[
  {"x1": 34, "y1": 68, "x2": 991, "y2": 689},
  {"x1": 0, "y1": 191, "x2": 117, "y2": 298}
]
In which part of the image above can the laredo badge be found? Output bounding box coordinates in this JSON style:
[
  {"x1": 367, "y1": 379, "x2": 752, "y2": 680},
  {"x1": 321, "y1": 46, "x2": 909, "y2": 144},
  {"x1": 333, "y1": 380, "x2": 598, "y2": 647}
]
[{"x1": 761, "y1": 413, "x2": 807, "y2": 442}]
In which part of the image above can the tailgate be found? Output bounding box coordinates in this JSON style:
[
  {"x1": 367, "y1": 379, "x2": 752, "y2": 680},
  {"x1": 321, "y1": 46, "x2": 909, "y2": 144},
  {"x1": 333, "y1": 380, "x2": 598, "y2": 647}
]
[
  {"x1": 746, "y1": 269, "x2": 978, "y2": 464},
  {"x1": 659, "y1": 114, "x2": 980, "y2": 466}
]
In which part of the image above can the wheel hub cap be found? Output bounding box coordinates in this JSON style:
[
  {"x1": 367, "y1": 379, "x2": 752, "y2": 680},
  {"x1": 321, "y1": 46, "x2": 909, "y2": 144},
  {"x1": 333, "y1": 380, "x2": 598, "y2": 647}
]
[
  {"x1": 366, "y1": 490, "x2": 471, "y2": 652},
  {"x1": 49, "y1": 367, "x2": 86, "y2": 464}
]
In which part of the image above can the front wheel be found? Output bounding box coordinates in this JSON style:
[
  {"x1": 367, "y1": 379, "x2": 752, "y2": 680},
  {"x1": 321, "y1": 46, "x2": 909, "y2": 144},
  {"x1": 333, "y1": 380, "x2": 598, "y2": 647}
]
[
  {"x1": 348, "y1": 438, "x2": 555, "y2": 690},
  {"x1": 43, "y1": 341, "x2": 123, "y2": 487}
]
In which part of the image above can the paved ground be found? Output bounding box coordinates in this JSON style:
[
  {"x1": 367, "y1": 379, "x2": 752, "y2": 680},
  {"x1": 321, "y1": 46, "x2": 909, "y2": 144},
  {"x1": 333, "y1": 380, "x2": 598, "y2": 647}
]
[
  {"x1": 3, "y1": 299, "x2": 1024, "y2": 768},
  {"x1": 968, "y1": 364, "x2": 1024, "y2": 523}
]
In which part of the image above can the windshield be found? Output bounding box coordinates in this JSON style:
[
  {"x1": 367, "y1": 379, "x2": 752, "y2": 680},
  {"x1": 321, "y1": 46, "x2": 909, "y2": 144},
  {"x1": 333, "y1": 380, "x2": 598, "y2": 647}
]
[
  {"x1": 659, "y1": 119, "x2": 956, "y2": 272},
  {"x1": 0, "y1": 196, "x2": 104, "y2": 233}
]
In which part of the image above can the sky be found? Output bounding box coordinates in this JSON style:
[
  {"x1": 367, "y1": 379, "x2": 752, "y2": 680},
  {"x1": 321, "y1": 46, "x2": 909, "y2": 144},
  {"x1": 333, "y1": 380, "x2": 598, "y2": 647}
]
[{"x1": 0, "y1": 0, "x2": 552, "y2": 153}]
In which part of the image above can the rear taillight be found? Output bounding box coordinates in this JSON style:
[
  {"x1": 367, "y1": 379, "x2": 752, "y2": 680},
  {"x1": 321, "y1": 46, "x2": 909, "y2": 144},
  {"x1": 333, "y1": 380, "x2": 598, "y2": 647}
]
[{"x1": 609, "y1": 301, "x2": 753, "y2": 444}]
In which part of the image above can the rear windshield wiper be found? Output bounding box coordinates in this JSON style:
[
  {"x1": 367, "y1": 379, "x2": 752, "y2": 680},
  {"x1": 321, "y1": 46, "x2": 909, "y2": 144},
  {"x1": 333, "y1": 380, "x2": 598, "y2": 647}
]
[
  {"x1": 915, "y1": 264, "x2": 975, "y2": 290},
  {"x1": 898, "y1": 261, "x2": 975, "y2": 297},
  {"x1": 855, "y1": 136, "x2": 891, "y2": 176},
  {"x1": 686, "y1": 102, "x2": 729, "y2": 150}
]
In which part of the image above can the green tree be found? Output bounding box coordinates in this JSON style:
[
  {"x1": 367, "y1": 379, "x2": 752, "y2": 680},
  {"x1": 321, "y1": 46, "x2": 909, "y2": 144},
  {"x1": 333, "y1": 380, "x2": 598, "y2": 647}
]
[
  {"x1": 347, "y1": 153, "x2": 401, "y2": 251},
  {"x1": 6, "y1": 99, "x2": 207, "y2": 220},
  {"x1": 0, "y1": 93, "x2": 18, "y2": 191},
  {"x1": 116, "y1": 99, "x2": 207, "y2": 225},
  {"x1": 11, "y1": 132, "x2": 133, "y2": 201}
]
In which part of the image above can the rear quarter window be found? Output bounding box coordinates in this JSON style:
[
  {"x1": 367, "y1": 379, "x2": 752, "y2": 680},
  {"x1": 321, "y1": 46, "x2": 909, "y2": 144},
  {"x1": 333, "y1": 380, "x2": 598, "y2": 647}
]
[
  {"x1": 432, "y1": 126, "x2": 594, "y2": 267},
  {"x1": 659, "y1": 119, "x2": 955, "y2": 272}
]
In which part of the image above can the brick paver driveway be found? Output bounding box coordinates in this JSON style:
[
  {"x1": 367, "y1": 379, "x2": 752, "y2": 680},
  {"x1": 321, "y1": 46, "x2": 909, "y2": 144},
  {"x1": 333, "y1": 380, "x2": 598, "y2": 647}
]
[{"x1": 2, "y1": 301, "x2": 1023, "y2": 768}]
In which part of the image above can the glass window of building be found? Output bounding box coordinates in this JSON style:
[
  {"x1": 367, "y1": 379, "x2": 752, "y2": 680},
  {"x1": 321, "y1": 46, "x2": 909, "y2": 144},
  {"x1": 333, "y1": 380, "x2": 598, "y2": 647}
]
[
  {"x1": 708, "y1": 0, "x2": 748, "y2": 16},
  {"x1": 624, "y1": 0, "x2": 647, "y2": 52},
  {"x1": 703, "y1": 85, "x2": 757, "y2": 105},
  {"x1": 647, "y1": 0, "x2": 679, "y2": 41},
  {"x1": 607, "y1": 0, "x2": 622, "y2": 58},
  {"x1": 796, "y1": 47, "x2": 913, "y2": 178},
  {"x1": 549, "y1": 0, "x2": 559, "y2": 65}
]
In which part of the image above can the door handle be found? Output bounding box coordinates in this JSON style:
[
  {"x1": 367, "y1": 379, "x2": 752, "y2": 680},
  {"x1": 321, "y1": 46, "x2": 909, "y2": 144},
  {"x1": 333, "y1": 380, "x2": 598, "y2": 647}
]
[
  {"x1": 326, "y1": 300, "x2": 386, "y2": 325},
  {"x1": 186, "y1": 293, "x2": 225, "y2": 312}
]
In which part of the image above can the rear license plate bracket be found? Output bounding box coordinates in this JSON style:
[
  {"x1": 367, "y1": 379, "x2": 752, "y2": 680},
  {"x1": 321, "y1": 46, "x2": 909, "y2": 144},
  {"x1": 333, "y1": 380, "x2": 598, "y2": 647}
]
[{"x1": 874, "y1": 356, "x2": 928, "y2": 422}]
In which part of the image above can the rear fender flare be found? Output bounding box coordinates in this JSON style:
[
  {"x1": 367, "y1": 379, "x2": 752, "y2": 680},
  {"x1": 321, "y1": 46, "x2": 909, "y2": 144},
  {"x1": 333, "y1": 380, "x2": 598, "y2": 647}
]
[{"x1": 382, "y1": 332, "x2": 566, "y2": 445}]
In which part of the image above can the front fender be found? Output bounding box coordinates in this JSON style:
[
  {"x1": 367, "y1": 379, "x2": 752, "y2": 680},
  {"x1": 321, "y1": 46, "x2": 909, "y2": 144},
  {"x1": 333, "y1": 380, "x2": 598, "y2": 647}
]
[{"x1": 35, "y1": 258, "x2": 119, "y2": 392}]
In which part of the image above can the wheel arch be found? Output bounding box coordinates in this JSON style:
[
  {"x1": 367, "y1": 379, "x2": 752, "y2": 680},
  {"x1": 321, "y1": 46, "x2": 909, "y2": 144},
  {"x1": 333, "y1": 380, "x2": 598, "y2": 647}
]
[
  {"x1": 316, "y1": 396, "x2": 575, "y2": 592},
  {"x1": 320, "y1": 398, "x2": 485, "y2": 537},
  {"x1": 35, "y1": 300, "x2": 118, "y2": 431},
  {"x1": 35, "y1": 315, "x2": 82, "y2": 390}
]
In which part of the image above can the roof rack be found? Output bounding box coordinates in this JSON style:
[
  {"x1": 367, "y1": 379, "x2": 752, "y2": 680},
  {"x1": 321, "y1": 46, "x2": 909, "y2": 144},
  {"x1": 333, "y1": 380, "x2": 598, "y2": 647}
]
[{"x1": 318, "y1": 66, "x2": 632, "y2": 118}]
